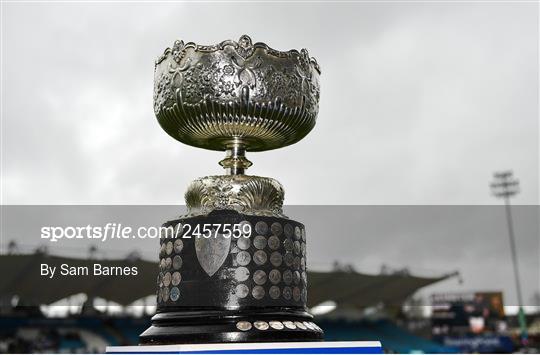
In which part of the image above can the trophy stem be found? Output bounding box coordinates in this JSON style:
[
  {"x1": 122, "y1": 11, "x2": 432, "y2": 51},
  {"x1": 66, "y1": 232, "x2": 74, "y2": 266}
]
[{"x1": 219, "y1": 141, "x2": 253, "y2": 175}]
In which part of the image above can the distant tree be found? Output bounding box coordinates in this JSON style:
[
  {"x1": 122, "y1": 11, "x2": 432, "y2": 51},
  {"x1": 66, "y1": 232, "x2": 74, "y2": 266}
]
[
  {"x1": 7, "y1": 240, "x2": 18, "y2": 255},
  {"x1": 380, "y1": 264, "x2": 390, "y2": 275},
  {"x1": 34, "y1": 245, "x2": 48, "y2": 255},
  {"x1": 126, "y1": 250, "x2": 141, "y2": 262},
  {"x1": 88, "y1": 245, "x2": 98, "y2": 259}
]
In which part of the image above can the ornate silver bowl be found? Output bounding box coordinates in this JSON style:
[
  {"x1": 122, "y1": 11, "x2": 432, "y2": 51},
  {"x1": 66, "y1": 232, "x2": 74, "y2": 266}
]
[{"x1": 153, "y1": 35, "x2": 321, "y2": 153}]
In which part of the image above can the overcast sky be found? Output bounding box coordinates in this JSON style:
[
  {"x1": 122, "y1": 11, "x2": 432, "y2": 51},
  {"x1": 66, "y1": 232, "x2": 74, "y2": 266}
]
[
  {"x1": 1, "y1": 2, "x2": 538, "y2": 307},
  {"x1": 2, "y1": 1, "x2": 538, "y2": 205}
]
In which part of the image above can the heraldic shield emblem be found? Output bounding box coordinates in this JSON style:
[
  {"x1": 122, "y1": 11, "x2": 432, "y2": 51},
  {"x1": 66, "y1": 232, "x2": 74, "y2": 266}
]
[{"x1": 195, "y1": 231, "x2": 231, "y2": 277}]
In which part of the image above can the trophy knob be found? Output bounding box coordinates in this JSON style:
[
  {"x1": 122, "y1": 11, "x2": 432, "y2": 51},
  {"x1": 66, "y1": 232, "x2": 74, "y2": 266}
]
[
  {"x1": 153, "y1": 35, "x2": 321, "y2": 173},
  {"x1": 184, "y1": 175, "x2": 285, "y2": 217}
]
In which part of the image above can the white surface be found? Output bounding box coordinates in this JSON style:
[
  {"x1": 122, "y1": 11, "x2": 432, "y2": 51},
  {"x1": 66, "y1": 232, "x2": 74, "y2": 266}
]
[{"x1": 107, "y1": 341, "x2": 382, "y2": 353}]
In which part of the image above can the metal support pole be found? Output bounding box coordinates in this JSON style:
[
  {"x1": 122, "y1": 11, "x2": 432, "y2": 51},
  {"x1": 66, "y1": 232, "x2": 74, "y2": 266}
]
[{"x1": 490, "y1": 171, "x2": 527, "y2": 347}]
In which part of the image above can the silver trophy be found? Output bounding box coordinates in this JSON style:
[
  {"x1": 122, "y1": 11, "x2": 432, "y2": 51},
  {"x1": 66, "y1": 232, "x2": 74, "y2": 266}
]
[{"x1": 141, "y1": 35, "x2": 322, "y2": 344}]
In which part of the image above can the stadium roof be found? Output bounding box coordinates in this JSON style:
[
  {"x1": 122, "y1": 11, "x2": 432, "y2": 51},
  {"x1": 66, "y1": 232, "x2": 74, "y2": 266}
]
[
  {"x1": 0, "y1": 254, "x2": 156, "y2": 306},
  {"x1": 309, "y1": 270, "x2": 451, "y2": 309},
  {"x1": 0, "y1": 254, "x2": 452, "y2": 308}
]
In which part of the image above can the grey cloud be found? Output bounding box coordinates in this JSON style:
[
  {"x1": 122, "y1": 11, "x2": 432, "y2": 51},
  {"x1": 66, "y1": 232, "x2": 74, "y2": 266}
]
[{"x1": 1, "y1": 2, "x2": 537, "y2": 204}]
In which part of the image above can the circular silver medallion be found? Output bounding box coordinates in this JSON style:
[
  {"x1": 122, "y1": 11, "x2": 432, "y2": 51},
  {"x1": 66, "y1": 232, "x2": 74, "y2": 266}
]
[
  {"x1": 269, "y1": 321, "x2": 284, "y2": 330},
  {"x1": 270, "y1": 252, "x2": 283, "y2": 267},
  {"x1": 269, "y1": 269, "x2": 281, "y2": 284},
  {"x1": 237, "y1": 237, "x2": 251, "y2": 250},
  {"x1": 173, "y1": 255, "x2": 183, "y2": 270},
  {"x1": 294, "y1": 226, "x2": 301, "y2": 240},
  {"x1": 253, "y1": 320, "x2": 269, "y2": 330},
  {"x1": 304, "y1": 321, "x2": 314, "y2": 330},
  {"x1": 170, "y1": 286, "x2": 180, "y2": 301},
  {"x1": 252, "y1": 286, "x2": 265, "y2": 300},
  {"x1": 294, "y1": 241, "x2": 301, "y2": 255},
  {"x1": 236, "y1": 321, "x2": 252, "y2": 331},
  {"x1": 293, "y1": 271, "x2": 301, "y2": 285},
  {"x1": 269, "y1": 285, "x2": 281, "y2": 299},
  {"x1": 236, "y1": 251, "x2": 251, "y2": 266},
  {"x1": 253, "y1": 270, "x2": 267, "y2": 285},
  {"x1": 171, "y1": 271, "x2": 182, "y2": 286},
  {"x1": 284, "y1": 224, "x2": 294, "y2": 238},
  {"x1": 270, "y1": 222, "x2": 283, "y2": 236},
  {"x1": 166, "y1": 241, "x2": 173, "y2": 255},
  {"x1": 283, "y1": 270, "x2": 293, "y2": 285},
  {"x1": 253, "y1": 250, "x2": 267, "y2": 265},
  {"x1": 295, "y1": 321, "x2": 307, "y2": 330},
  {"x1": 255, "y1": 221, "x2": 268, "y2": 235},
  {"x1": 293, "y1": 286, "x2": 301, "y2": 301},
  {"x1": 174, "y1": 239, "x2": 184, "y2": 253},
  {"x1": 293, "y1": 256, "x2": 301, "y2": 270},
  {"x1": 268, "y1": 235, "x2": 280, "y2": 250},
  {"x1": 235, "y1": 266, "x2": 250, "y2": 282},
  {"x1": 253, "y1": 235, "x2": 267, "y2": 249},
  {"x1": 238, "y1": 220, "x2": 251, "y2": 237},
  {"x1": 163, "y1": 272, "x2": 171, "y2": 287},
  {"x1": 162, "y1": 286, "x2": 170, "y2": 302},
  {"x1": 284, "y1": 238, "x2": 293, "y2": 252},
  {"x1": 235, "y1": 284, "x2": 249, "y2": 298},
  {"x1": 283, "y1": 286, "x2": 292, "y2": 300},
  {"x1": 159, "y1": 243, "x2": 166, "y2": 257},
  {"x1": 283, "y1": 321, "x2": 296, "y2": 329},
  {"x1": 164, "y1": 257, "x2": 172, "y2": 269},
  {"x1": 284, "y1": 252, "x2": 294, "y2": 267}
]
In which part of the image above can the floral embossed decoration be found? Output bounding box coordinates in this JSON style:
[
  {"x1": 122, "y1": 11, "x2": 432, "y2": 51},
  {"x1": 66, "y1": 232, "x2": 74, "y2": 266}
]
[
  {"x1": 153, "y1": 72, "x2": 174, "y2": 114},
  {"x1": 155, "y1": 35, "x2": 320, "y2": 113},
  {"x1": 181, "y1": 61, "x2": 240, "y2": 101},
  {"x1": 236, "y1": 35, "x2": 254, "y2": 59},
  {"x1": 171, "y1": 40, "x2": 186, "y2": 64}
]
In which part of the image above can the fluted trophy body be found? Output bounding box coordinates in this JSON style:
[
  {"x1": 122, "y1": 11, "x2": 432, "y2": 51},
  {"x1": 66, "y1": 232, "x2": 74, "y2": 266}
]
[{"x1": 140, "y1": 35, "x2": 323, "y2": 344}]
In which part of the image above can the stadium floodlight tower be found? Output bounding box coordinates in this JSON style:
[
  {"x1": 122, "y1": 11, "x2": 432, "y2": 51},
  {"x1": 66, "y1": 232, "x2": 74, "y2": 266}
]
[{"x1": 490, "y1": 170, "x2": 527, "y2": 346}]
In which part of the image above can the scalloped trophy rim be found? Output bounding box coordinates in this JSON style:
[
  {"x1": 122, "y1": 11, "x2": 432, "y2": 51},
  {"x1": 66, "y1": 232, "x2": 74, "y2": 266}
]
[{"x1": 155, "y1": 35, "x2": 321, "y2": 74}]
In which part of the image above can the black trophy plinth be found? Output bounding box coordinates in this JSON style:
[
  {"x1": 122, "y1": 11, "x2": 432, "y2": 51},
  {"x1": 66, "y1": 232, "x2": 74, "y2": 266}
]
[{"x1": 140, "y1": 210, "x2": 323, "y2": 344}]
